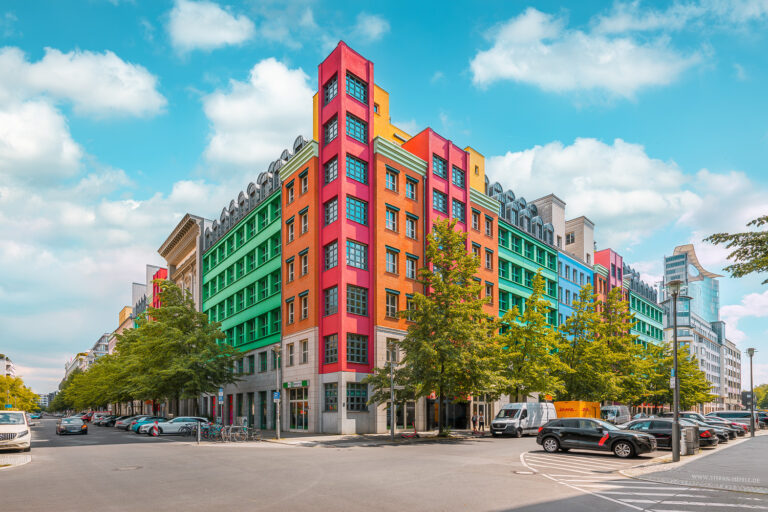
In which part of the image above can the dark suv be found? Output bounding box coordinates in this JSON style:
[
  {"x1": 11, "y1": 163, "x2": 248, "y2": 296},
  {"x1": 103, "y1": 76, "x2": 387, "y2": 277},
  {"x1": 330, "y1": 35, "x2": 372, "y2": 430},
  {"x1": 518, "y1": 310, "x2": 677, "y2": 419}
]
[{"x1": 536, "y1": 418, "x2": 656, "y2": 458}]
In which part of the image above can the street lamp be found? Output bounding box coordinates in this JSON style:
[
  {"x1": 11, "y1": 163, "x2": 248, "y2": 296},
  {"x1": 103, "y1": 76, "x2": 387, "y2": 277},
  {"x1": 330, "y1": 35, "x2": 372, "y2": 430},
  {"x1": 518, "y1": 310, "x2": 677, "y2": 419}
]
[
  {"x1": 747, "y1": 348, "x2": 757, "y2": 438},
  {"x1": 666, "y1": 279, "x2": 682, "y2": 462}
]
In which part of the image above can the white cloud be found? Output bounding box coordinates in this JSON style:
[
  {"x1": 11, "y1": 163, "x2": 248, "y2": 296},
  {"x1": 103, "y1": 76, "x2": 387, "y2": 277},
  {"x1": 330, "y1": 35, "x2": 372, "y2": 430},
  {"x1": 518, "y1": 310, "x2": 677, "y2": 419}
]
[
  {"x1": 0, "y1": 100, "x2": 82, "y2": 181},
  {"x1": 470, "y1": 7, "x2": 700, "y2": 97},
  {"x1": 0, "y1": 46, "x2": 166, "y2": 117},
  {"x1": 168, "y1": 0, "x2": 255, "y2": 53},
  {"x1": 487, "y1": 138, "x2": 702, "y2": 247},
  {"x1": 734, "y1": 63, "x2": 747, "y2": 80},
  {"x1": 353, "y1": 13, "x2": 390, "y2": 42},
  {"x1": 203, "y1": 58, "x2": 313, "y2": 174},
  {"x1": 721, "y1": 289, "x2": 768, "y2": 344}
]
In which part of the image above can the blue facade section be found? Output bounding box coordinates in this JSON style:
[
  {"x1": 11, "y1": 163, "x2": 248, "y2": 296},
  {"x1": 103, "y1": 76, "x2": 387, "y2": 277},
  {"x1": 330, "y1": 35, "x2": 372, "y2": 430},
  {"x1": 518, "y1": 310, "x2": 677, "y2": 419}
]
[{"x1": 557, "y1": 251, "x2": 593, "y2": 325}]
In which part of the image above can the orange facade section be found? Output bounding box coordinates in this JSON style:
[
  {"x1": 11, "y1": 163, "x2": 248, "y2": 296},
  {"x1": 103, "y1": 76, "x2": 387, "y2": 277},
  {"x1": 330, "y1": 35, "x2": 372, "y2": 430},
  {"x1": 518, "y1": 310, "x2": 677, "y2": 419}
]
[
  {"x1": 282, "y1": 157, "x2": 320, "y2": 337},
  {"x1": 372, "y1": 153, "x2": 426, "y2": 329}
]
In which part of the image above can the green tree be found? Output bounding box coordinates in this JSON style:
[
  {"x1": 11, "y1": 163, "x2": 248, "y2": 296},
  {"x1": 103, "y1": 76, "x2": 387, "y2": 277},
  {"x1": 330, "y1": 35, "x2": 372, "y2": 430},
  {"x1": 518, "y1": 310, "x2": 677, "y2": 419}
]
[
  {"x1": 115, "y1": 280, "x2": 239, "y2": 415},
  {"x1": 367, "y1": 218, "x2": 502, "y2": 435},
  {"x1": 705, "y1": 215, "x2": 768, "y2": 284},
  {"x1": 49, "y1": 368, "x2": 82, "y2": 412},
  {"x1": 499, "y1": 271, "x2": 566, "y2": 402},
  {"x1": 755, "y1": 384, "x2": 768, "y2": 409},
  {"x1": 651, "y1": 344, "x2": 716, "y2": 410},
  {"x1": 555, "y1": 284, "x2": 612, "y2": 401},
  {"x1": 0, "y1": 375, "x2": 39, "y2": 411}
]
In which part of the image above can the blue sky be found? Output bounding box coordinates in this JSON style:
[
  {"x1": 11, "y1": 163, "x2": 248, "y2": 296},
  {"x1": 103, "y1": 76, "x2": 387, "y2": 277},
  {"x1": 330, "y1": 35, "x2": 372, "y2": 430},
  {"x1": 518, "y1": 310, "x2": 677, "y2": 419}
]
[{"x1": 1, "y1": 0, "x2": 767, "y2": 393}]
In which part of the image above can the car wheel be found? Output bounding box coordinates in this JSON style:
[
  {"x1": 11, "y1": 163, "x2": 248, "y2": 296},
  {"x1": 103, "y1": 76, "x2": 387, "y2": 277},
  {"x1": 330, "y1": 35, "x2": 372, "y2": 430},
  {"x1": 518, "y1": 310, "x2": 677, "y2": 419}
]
[
  {"x1": 157, "y1": 427, "x2": 163, "y2": 435},
  {"x1": 542, "y1": 437, "x2": 560, "y2": 453},
  {"x1": 515, "y1": 428, "x2": 523, "y2": 438},
  {"x1": 613, "y1": 441, "x2": 634, "y2": 458}
]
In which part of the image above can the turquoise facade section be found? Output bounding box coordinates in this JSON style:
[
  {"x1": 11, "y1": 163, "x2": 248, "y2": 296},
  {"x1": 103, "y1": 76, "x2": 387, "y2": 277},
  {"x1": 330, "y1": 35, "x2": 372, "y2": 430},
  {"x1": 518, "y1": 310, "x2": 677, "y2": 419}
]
[
  {"x1": 201, "y1": 191, "x2": 282, "y2": 353},
  {"x1": 497, "y1": 218, "x2": 558, "y2": 325},
  {"x1": 629, "y1": 291, "x2": 664, "y2": 346}
]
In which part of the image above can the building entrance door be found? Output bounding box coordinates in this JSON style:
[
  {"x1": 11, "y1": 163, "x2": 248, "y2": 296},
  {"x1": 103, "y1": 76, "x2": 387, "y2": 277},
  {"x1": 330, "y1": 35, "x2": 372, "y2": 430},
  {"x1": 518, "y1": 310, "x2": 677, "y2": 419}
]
[
  {"x1": 247, "y1": 392, "x2": 254, "y2": 428},
  {"x1": 289, "y1": 387, "x2": 309, "y2": 430}
]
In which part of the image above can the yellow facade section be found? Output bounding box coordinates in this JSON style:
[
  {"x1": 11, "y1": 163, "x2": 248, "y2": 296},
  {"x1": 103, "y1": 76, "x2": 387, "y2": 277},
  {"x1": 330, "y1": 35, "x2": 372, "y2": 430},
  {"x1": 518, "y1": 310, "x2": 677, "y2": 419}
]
[
  {"x1": 312, "y1": 92, "x2": 319, "y2": 143},
  {"x1": 118, "y1": 306, "x2": 133, "y2": 326},
  {"x1": 465, "y1": 146, "x2": 486, "y2": 193}
]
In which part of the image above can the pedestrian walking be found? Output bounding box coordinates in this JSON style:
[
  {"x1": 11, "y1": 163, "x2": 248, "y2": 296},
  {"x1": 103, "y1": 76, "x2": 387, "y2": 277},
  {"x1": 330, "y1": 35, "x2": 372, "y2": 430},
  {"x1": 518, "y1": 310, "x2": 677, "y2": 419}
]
[
  {"x1": 471, "y1": 413, "x2": 478, "y2": 432},
  {"x1": 478, "y1": 413, "x2": 485, "y2": 432}
]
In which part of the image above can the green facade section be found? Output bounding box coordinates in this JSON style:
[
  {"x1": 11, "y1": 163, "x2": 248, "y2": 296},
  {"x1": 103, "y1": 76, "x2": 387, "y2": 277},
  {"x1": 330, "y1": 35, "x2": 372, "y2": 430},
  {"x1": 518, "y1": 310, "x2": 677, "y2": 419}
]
[
  {"x1": 202, "y1": 191, "x2": 282, "y2": 353},
  {"x1": 497, "y1": 219, "x2": 559, "y2": 325},
  {"x1": 629, "y1": 291, "x2": 664, "y2": 346}
]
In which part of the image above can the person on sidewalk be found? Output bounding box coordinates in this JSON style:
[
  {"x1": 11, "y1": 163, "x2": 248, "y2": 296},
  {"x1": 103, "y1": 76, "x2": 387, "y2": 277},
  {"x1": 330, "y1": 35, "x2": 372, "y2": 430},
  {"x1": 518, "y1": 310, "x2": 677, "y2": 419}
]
[
  {"x1": 478, "y1": 413, "x2": 485, "y2": 432},
  {"x1": 471, "y1": 413, "x2": 478, "y2": 432}
]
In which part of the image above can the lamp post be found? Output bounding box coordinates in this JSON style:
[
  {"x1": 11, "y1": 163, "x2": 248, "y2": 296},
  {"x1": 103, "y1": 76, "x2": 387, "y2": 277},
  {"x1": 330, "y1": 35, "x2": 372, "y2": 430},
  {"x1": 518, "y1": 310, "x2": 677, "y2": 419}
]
[
  {"x1": 747, "y1": 348, "x2": 756, "y2": 438},
  {"x1": 666, "y1": 279, "x2": 682, "y2": 462}
]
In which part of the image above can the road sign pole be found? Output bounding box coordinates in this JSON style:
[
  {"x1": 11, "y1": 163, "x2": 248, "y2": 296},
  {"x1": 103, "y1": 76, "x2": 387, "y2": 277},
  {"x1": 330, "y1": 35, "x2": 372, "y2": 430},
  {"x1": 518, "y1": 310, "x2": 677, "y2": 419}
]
[{"x1": 748, "y1": 348, "x2": 756, "y2": 438}]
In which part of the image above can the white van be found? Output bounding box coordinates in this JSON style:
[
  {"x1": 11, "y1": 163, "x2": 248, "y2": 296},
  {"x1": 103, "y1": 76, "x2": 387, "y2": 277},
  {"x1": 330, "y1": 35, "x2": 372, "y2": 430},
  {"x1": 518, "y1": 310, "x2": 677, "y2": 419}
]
[
  {"x1": 490, "y1": 402, "x2": 557, "y2": 437},
  {"x1": 601, "y1": 405, "x2": 631, "y2": 425}
]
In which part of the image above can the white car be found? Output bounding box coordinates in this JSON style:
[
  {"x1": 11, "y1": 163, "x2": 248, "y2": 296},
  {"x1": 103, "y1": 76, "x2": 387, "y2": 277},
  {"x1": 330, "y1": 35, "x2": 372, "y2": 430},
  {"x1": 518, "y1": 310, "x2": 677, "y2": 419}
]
[
  {"x1": 138, "y1": 416, "x2": 208, "y2": 435},
  {"x1": 0, "y1": 411, "x2": 32, "y2": 452}
]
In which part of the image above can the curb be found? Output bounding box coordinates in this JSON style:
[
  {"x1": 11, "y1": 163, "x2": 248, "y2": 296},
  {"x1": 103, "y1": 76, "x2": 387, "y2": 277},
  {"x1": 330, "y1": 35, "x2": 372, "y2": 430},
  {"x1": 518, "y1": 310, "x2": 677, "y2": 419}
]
[
  {"x1": 620, "y1": 432, "x2": 768, "y2": 494},
  {"x1": 0, "y1": 453, "x2": 32, "y2": 471}
]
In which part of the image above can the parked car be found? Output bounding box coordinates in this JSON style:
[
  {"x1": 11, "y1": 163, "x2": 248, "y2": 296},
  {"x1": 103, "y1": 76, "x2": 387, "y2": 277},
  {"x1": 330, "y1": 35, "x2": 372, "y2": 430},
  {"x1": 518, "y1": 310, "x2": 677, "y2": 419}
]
[
  {"x1": 130, "y1": 416, "x2": 167, "y2": 433},
  {"x1": 29, "y1": 413, "x2": 42, "y2": 420},
  {"x1": 601, "y1": 405, "x2": 631, "y2": 425},
  {"x1": 0, "y1": 410, "x2": 32, "y2": 452},
  {"x1": 681, "y1": 418, "x2": 728, "y2": 444},
  {"x1": 707, "y1": 411, "x2": 763, "y2": 428},
  {"x1": 115, "y1": 415, "x2": 150, "y2": 430},
  {"x1": 536, "y1": 417, "x2": 656, "y2": 458},
  {"x1": 139, "y1": 417, "x2": 208, "y2": 435},
  {"x1": 692, "y1": 416, "x2": 739, "y2": 439},
  {"x1": 490, "y1": 402, "x2": 557, "y2": 437},
  {"x1": 81, "y1": 412, "x2": 93, "y2": 422},
  {"x1": 56, "y1": 417, "x2": 88, "y2": 435},
  {"x1": 104, "y1": 415, "x2": 129, "y2": 427}
]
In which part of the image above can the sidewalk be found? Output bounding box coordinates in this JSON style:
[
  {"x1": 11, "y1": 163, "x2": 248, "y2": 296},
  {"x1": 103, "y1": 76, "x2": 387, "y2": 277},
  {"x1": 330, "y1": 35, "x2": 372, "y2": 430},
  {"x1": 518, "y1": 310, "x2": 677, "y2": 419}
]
[
  {"x1": 622, "y1": 431, "x2": 768, "y2": 494},
  {"x1": 254, "y1": 428, "x2": 489, "y2": 447}
]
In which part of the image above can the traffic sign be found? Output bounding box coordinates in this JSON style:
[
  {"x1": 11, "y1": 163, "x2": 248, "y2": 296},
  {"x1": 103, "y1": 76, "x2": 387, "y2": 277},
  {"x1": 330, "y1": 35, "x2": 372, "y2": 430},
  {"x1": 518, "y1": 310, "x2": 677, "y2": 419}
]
[
  {"x1": 4, "y1": 404, "x2": 12, "y2": 409},
  {"x1": 669, "y1": 377, "x2": 676, "y2": 388},
  {"x1": 273, "y1": 391, "x2": 280, "y2": 402},
  {"x1": 218, "y1": 387, "x2": 224, "y2": 401}
]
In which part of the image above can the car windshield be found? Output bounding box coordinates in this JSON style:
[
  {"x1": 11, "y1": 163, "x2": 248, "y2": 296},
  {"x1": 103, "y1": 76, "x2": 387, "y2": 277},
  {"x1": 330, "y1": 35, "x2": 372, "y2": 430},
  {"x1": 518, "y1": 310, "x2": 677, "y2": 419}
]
[
  {"x1": 593, "y1": 419, "x2": 620, "y2": 431},
  {"x1": 496, "y1": 408, "x2": 521, "y2": 419},
  {"x1": 0, "y1": 412, "x2": 25, "y2": 425},
  {"x1": 62, "y1": 418, "x2": 82, "y2": 424}
]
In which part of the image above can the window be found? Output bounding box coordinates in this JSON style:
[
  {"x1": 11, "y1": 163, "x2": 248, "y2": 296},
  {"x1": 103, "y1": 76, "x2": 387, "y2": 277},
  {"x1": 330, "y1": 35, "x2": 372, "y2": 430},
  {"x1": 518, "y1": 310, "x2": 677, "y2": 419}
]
[
  {"x1": 485, "y1": 218, "x2": 493, "y2": 237},
  {"x1": 347, "y1": 333, "x2": 368, "y2": 364},
  {"x1": 324, "y1": 383, "x2": 338, "y2": 411},
  {"x1": 452, "y1": 166, "x2": 465, "y2": 188},
  {"x1": 433, "y1": 190, "x2": 448, "y2": 213},
  {"x1": 287, "y1": 261, "x2": 294, "y2": 282},
  {"x1": 324, "y1": 157, "x2": 338, "y2": 184},
  {"x1": 565, "y1": 290, "x2": 571, "y2": 305},
  {"x1": 287, "y1": 301, "x2": 295, "y2": 324},
  {"x1": 347, "y1": 285, "x2": 368, "y2": 316},
  {"x1": 259, "y1": 351, "x2": 267, "y2": 372},
  {"x1": 300, "y1": 339, "x2": 308, "y2": 364},
  {"x1": 301, "y1": 295, "x2": 308, "y2": 319},
  {"x1": 586, "y1": 253, "x2": 591, "y2": 265},
  {"x1": 324, "y1": 116, "x2": 338, "y2": 145},
  {"x1": 323, "y1": 74, "x2": 337, "y2": 104},
  {"x1": 301, "y1": 253, "x2": 308, "y2": 275},
  {"x1": 300, "y1": 212, "x2": 308, "y2": 234},
  {"x1": 287, "y1": 185, "x2": 295, "y2": 204},
  {"x1": 405, "y1": 217, "x2": 416, "y2": 239},
  {"x1": 346, "y1": 154, "x2": 368, "y2": 184},
  {"x1": 485, "y1": 283, "x2": 493, "y2": 304},
  {"x1": 386, "y1": 208, "x2": 398, "y2": 231},
  {"x1": 247, "y1": 355, "x2": 255, "y2": 374},
  {"x1": 472, "y1": 211, "x2": 480, "y2": 230},
  {"x1": 346, "y1": 71, "x2": 368, "y2": 103},
  {"x1": 474, "y1": 165, "x2": 479, "y2": 176},
  {"x1": 405, "y1": 296, "x2": 416, "y2": 320},
  {"x1": 237, "y1": 358, "x2": 244, "y2": 374},
  {"x1": 347, "y1": 383, "x2": 368, "y2": 411},
  {"x1": 566, "y1": 231, "x2": 575, "y2": 245},
  {"x1": 573, "y1": 269, "x2": 578, "y2": 282},
  {"x1": 386, "y1": 292, "x2": 398, "y2": 318},
  {"x1": 472, "y1": 244, "x2": 480, "y2": 260},
  {"x1": 386, "y1": 250, "x2": 398, "y2": 274},
  {"x1": 324, "y1": 286, "x2": 338, "y2": 316},
  {"x1": 485, "y1": 250, "x2": 493, "y2": 270},
  {"x1": 448, "y1": 198, "x2": 466, "y2": 223},
  {"x1": 524, "y1": 242, "x2": 534, "y2": 260},
  {"x1": 386, "y1": 170, "x2": 397, "y2": 191},
  {"x1": 300, "y1": 174, "x2": 308, "y2": 194},
  {"x1": 324, "y1": 241, "x2": 338, "y2": 270},
  {"x1": 406, "y1": 257, "x2": 417, "y2": 279},
  {"x1": 346, "y1": 113, "x2": 367, "y2": 143},
  {"x1": 324, "y1": 334, "x2": 338, "y2": 364},
  {"x1": 346, "y1": 240, "x2": 368, "y2": 269},
  {"x1": 433, "y1": 154, "x2": 447, "y2": 179},
  {"x1": 346, "y1": 196, "x2": 368, "y2": 225},
  {"x1": 565, "y1": 265, "x2": 570, "y2": 280},
  {"x1": 324, "y1": 197, "x2": 338, "y2": 225},
  {"x1": 405, "y1": 178, "x2": 417, "y2": 200},
  {"x1": 373, "y1": 103, "x2": 379, "y2": 113},
  {"x1": 287, "y1": 344, "x2": 294, "y2": 366}
]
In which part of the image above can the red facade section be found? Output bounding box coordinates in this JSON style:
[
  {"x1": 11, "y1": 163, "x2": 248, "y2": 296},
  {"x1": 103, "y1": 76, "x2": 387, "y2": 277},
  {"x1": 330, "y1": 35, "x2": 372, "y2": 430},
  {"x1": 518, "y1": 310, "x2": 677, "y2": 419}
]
[{"x1": 151, "y1": 268, "x2": 168, "y2": 308}]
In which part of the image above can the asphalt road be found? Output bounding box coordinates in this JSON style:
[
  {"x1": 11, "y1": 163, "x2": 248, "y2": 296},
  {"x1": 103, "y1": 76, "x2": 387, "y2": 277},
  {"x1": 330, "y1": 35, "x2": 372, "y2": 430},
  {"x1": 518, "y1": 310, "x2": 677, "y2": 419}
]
[{"x1": 0, "y1": 418, "x2": 764, "y2": 512}]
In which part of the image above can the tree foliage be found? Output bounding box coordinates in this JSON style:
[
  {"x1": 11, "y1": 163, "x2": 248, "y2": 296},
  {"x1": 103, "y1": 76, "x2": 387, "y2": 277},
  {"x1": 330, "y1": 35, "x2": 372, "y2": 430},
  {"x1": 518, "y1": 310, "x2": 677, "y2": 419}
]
[
  {"x1": 0, "y1": 375, "x2": 39, "y2": 411},
  {"x1": 705, "y1": 215, "x2": 768, "y2": 284},
  {"x1": 49, "y1": 280, "x2": 238, "y2": 413}
]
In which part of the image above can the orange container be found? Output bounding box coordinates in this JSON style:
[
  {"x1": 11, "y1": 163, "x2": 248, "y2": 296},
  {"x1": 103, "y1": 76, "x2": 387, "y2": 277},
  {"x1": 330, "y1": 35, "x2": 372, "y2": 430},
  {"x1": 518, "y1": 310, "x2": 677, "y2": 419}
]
[{"x1": 554, "y1": 401, "x2": 600, "y2": 419}]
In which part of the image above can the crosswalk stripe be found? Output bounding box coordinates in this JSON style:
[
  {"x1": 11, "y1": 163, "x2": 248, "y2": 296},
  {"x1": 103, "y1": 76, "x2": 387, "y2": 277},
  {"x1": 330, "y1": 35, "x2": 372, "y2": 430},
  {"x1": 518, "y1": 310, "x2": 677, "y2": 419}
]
[
  {"x1": 525, "y1": 456, "x2": 624, "y2": 470},
  {"x1": 523, "y1": 463, "x2": 597, "y2": 474},
  {"x1": 532, "y1": 453, "x2": 630, "y2": 466},
  {"x1": 596, "y1": 492, "x2": 703, "y2": 497},
  {"x1": 651, "y1": 501, "x2": 768, "y2": 510},
  {"x1": 540, "y1": 474, "x2": 644, "y2": 511}
]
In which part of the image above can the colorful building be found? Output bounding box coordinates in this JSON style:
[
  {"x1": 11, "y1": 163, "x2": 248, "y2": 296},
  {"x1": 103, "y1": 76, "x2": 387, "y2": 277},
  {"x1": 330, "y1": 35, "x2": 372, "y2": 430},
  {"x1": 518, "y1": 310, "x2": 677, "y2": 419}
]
[
  {"x1": 158, "y1": 213, "x2": 211, "y2": 311},
  {"x1": 557, "y1": 251, "x2": 593, "y2": 325},
  {"x1": 623, "y1": 265, "x2": 663, "y2": 346},
  {"x1": 594, "y1": 248, "x2": 625, "y2": 304}
]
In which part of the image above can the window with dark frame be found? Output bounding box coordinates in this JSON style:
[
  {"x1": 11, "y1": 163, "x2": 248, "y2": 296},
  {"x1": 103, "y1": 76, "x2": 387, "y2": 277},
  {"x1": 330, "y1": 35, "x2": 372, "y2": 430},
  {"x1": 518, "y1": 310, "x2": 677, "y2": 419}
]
[
  {"x1": 347, "y1": 333, "x2": 368, "y2": 364},
  {"x1": 324, "y1": 334, "x2": 338, "y2": 364}
]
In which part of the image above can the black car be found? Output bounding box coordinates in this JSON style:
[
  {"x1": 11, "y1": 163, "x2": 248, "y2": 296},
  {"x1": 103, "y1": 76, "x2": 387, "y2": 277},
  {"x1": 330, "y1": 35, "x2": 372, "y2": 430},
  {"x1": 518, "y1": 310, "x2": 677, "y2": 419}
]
[
  {"x1": 104, "y1": 415, "x2": 128, "y2": 427},
  {"x1": 659, "y1": 412, "x2": 740, "y2": 438},
  {"x1": 56, "y1": 417, "x2": 88, "y2": 435},
  {"x1": 536, "y1": 418, "x2": 656, "y2": 458},
  {"x1": 681, "y1": 418, "x2": 729, "y2": 444}
]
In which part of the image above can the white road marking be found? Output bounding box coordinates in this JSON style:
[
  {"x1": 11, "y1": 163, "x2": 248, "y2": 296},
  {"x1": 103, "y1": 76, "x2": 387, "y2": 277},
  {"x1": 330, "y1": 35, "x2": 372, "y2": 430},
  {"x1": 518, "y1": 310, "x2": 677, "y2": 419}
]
[
  {"x1": 652, "y1": 502, "x2": 768, "y2": 510},
  {"x1": 540, "y1": 473, "x2": 644, "y2": 510}
]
